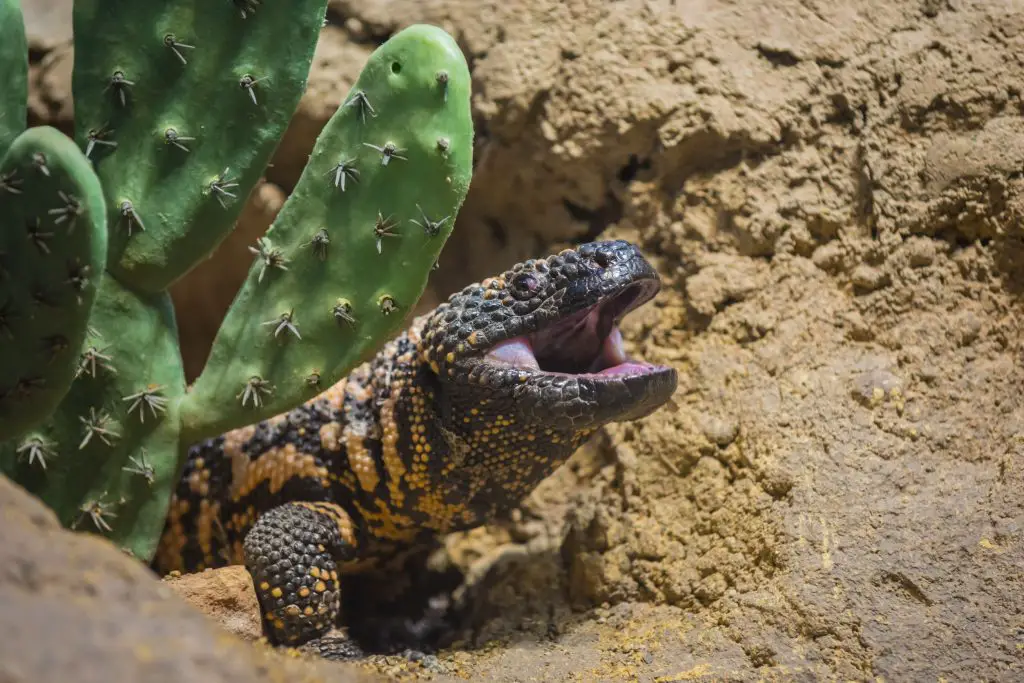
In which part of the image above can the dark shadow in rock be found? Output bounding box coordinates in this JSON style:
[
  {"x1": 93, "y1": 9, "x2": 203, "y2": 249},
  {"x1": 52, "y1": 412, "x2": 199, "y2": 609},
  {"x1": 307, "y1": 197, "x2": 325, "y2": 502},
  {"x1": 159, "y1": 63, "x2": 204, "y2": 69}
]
[
  {"x1": 310, "y1": 537, "x2": 570, "y2": 661},
  {"x1": 337, "y1": 542, "x2": 467, "y2": 656},
  {"x1": 994, "y1": 236, "x2": 1024, "y2": 300}
]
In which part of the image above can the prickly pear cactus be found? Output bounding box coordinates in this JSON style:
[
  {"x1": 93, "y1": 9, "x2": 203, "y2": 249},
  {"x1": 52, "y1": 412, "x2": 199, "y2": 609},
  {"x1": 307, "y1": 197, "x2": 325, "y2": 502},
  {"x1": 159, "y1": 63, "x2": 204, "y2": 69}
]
[
  {"x1": 0, "y1": 130, "x2": 109, "y2": 442},
  {"x1": 72, "y1": 0, "x2": 329, "y2": 293},
  {"x1": 182, "y1": 24, "x2": 474, "y2": 441},
  {"x1": 0, "y1": 1, "x2": 474, "y2": 564},
  {"x1": 0, "y1": 0, "x2": 28, "y2": 155},
  {"x1": 0, "y1": 0, "x2": 334, "y2": 560},
  {"x1": 9, "y1": 275, "x2": 185, "y2": 548}
]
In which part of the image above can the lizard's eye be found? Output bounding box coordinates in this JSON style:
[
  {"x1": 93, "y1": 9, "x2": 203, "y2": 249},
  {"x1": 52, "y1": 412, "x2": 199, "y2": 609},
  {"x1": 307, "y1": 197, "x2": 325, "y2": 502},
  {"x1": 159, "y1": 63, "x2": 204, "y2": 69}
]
[{"x1": 511, "y1": 273, "x2": 540, "y2": 298}]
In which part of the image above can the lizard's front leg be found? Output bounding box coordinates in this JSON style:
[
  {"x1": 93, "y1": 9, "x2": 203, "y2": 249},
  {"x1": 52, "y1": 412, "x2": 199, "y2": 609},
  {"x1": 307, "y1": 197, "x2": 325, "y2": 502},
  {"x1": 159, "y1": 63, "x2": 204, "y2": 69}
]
[{"x1": 243, "y1": 501, "x2": 358, "y2": 645}]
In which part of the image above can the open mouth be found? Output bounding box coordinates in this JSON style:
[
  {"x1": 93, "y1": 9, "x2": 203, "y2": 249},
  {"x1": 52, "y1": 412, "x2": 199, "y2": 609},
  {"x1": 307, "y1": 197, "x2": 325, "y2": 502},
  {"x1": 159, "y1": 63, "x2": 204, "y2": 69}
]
[{"x1": 483, "y1": 280, "x2": 665, "y2": 379}]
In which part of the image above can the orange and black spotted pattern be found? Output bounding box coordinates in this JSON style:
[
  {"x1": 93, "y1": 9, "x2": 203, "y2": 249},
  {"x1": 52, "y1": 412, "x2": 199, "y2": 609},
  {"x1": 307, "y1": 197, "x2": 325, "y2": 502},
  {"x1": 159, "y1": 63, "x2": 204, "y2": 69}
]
[
  {"x1": 152, "y1": 240, "x2": 678, "y2": 646},
  {"x1": 243, "y1": 501, "x2": 353, "y2": 644}
]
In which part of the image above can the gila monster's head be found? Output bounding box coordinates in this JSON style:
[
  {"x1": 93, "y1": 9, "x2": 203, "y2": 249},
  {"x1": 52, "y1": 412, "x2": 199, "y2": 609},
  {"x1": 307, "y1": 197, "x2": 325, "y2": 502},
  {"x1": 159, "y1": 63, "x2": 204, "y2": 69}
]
[{"x1": 420, "y1": 240, "x2": 678, "y2": 431}]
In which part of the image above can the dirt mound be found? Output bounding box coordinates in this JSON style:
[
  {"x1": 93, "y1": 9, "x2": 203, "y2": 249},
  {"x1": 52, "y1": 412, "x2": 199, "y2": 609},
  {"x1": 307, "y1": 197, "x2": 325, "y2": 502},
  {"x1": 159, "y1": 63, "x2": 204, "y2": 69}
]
[{"x1": 22, "y1": 0, "x2": 1024, "y2": 681}]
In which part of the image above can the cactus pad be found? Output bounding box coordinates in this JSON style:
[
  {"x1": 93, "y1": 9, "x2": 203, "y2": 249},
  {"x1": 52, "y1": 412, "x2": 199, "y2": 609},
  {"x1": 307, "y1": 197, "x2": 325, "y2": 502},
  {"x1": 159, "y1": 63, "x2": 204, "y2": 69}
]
[
  {"x1": 0, "y1": 0, "x2": 27, "y2": 156},
  {"x1": 180, "y1": 24, "x2": 474, "y2": 442},
  {"x1": 71, "y1": 0, "x2": 329, "y2": 293},
  {"x1": 0, "y1": 273, "x2": 186, "y2": 560},
  {"x1": 0, "y1": 127, "x2": 108, "y2": 441}
]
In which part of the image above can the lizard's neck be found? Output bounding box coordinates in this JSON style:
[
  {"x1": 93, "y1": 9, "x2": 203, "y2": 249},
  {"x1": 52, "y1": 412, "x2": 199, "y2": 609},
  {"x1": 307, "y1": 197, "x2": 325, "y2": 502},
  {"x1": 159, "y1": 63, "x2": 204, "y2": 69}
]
[{"x1": 354, "y1": 329, "x2": 597, "y2": 539}]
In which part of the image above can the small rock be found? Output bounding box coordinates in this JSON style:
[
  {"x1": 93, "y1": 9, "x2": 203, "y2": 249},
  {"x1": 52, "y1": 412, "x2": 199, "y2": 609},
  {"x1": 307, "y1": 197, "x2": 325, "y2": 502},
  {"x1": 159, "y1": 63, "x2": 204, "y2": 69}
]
[
  {"x1": 418, "y1": 654, "x2": 447, "y2": 674},
  {"x1": 734, "y1": 309, "x2": 776, "y2": 343},
  {"x1": 851, "y1": 264, "x2": 891, "y2": 293},
  {"x1": 811, "y1": 241, "x2": 847, "y2": 274},
  {"x1": 343, "y1": 18, "x2": 367, "y2": 40},
  {"x1": 758, "y1": 461, "x2": 795, "y2": 499},
  {"x1": 958, "y1": 313, "x2": 983, "y2": 346},
  {"x1": 852, "y1": 369, "x2": 903, "y2": 408},
  {"x1": 694, "y1": 572, "x2": 728, "y2": 604},
  {"x1": 685, "y1": 255, "x2": 766, "y2": 320},
  {"x1": 918, "y1": 365, "x2": 940, "y2": 383},
  {"x1": 699, "y1": 413, "x2": 740, "y2": 447},
  {"x1": 164, "y1": 565, "x2": 262, "y2": 642},
  {"x1": 842, "y1": 310, "x2": 875, "y2": 342},
  {"x1": 906, "y1": 238, "x2": 937, "y2": 267}
]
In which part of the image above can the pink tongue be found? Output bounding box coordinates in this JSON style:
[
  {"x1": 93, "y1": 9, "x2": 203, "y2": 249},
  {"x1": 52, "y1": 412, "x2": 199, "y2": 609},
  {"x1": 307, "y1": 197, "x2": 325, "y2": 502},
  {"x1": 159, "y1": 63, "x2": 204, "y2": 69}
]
[
  {"x1": 487, "y1": 337, "x2": 539, "y2": 369},
  {"x1": 596, "y1": 361, "x2": 655, "y2": 376},
  {"x1": 588, "y1": 326, "x2": 627, "y2": 373},
  {"x1": 486, "y1": 331, "x2": 656, "y2": 377}
]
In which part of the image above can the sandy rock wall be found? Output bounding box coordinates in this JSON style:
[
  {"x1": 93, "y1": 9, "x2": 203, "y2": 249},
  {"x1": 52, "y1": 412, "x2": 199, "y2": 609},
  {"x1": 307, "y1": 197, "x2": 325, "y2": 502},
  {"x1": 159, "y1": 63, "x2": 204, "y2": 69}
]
[{"x1": 321, "y1": 1, "x2": 1021, "y2": 680}]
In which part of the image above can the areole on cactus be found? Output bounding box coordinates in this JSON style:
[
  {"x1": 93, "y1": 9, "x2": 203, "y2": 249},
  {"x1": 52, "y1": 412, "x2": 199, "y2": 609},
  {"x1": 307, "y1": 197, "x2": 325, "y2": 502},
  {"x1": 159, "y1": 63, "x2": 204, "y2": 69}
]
[
  {"x1": 0, "y1": 128, "x2": 108, "y2": 443},
  {"x1": 0, "y1": 0, "x2": 474, "y2": 561},
  {"x1": 182, "y1": 27, "x2": 473, "y2": 442}
]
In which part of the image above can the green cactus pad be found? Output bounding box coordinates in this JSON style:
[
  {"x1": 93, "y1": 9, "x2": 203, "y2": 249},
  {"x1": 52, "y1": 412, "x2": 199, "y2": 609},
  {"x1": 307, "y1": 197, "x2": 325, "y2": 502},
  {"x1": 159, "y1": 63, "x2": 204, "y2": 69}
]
[
  {"x1": 0, "y1": 126, "x2": 108, "y2": 441},
  {"x1": 0, "y1": 0, "x2": 27, "y2": 156},
  {"x1": 180, "y1": 24, "x2": 474, "y2": 442},
  {"x1": 71, "y1": 0, "x2": 329, "y2": 293},
  {"x1": 0, "y1": 273, "x2": 186, "y2": 560},
  {"x1": 0, "y1": 0, "x2": 28, "y2": 156}
]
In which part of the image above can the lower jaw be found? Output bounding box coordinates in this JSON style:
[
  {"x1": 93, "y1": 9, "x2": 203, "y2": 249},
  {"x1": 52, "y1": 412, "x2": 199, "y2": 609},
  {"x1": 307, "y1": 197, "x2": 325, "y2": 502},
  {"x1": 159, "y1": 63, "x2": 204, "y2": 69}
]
[{"x1": 484, "y1": 357, "x2": 670, "y2": 382}]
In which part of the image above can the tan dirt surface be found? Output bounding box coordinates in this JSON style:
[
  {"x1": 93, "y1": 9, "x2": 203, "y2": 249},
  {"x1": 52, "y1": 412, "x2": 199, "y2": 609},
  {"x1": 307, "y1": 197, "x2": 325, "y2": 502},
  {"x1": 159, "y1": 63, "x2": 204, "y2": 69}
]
[{"x1": 22, "y1": 0, "x2": 1024, "y2": 681}]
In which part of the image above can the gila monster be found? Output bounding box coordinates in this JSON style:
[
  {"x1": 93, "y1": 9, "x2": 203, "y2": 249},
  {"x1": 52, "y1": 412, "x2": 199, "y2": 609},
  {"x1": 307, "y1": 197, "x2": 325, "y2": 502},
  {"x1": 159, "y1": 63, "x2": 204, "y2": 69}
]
[{"x1": 153, "y1": 239, "x2": 678, "y2": 646}]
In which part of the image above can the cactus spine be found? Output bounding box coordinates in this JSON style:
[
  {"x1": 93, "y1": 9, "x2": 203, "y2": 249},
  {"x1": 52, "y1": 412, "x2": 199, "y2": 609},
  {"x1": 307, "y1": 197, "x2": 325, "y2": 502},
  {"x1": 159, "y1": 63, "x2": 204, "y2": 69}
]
[
  {"x1": 71, "y1": 0, "x2": 329, "y2": 293},
  {"x1": 0, "y1": 1, "x2": 475, "y2": 562},
  {"x1": 0, "y1": 0, "x2": 109, "y2": 441},
  {"x1": 0, "y1": 129, "x2": 109, "y2": 443}
]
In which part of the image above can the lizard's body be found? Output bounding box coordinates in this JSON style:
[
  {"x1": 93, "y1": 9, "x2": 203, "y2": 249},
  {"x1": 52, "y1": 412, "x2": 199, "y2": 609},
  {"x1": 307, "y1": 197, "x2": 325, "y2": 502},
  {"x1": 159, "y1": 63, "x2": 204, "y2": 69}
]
[{"x1": 153, "y1": 240, "x2": 677, "y2": 646}]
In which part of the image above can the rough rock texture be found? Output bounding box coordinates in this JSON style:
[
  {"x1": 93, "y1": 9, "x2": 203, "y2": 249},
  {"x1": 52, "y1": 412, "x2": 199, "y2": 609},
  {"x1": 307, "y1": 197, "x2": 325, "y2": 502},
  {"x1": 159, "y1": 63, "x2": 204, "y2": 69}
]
[
  {"x1": 0, "y1": 475, "x2": 380, "y2": 683},
  {"x1": 20, "y1": 0, "x2": 72, "y2": 50},
  {"x1": 164, "y1": 565, "x2": 264, "y2": 642},
  {"x1": 21, "y1": 0, "x2": 1024, "y2": 681},
  {"x1": 26, "y1": 39, "x2": 73, "y2": 131}
]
